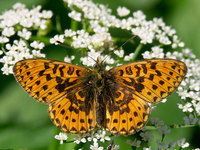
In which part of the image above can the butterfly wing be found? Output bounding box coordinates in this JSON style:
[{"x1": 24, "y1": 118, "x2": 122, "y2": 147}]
[
  {"x1": 104, "y1": 59, "x2": 187, "y2": 135},
  {"x1": 13, "y1": 59, "x2": 96, "y2": 134}
]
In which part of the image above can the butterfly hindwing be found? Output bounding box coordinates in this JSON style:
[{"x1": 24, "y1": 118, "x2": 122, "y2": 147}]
[
  {"x1": 13, "y1": 59, "x2": 96, "y2": 134},
  {"x1": 49, "y1": 86, "x2": 96, "y2": 134},
  {"x1": 103, "y1": 84, "x2": 150, "y2": 135}
]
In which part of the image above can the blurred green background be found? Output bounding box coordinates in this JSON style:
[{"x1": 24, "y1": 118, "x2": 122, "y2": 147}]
[{"x1": 0, "y1": 0, "x2": 200, "y2": 149}]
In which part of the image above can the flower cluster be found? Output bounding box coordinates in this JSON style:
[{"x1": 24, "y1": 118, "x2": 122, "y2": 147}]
[
  {"x1": 55, "y1": 129, "x2": 120, "y2": 150},
  {"x1": 0, "y1": 3, "x2": 52, "y2": 75},
  {"x1": 49, "y1": 0, "x2": 184, "y2": 68}
]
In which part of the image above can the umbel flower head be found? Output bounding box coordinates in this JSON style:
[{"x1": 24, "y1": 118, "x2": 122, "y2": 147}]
[{"x1": 0, "y1": 0, "x2": 200, "y2": 150}]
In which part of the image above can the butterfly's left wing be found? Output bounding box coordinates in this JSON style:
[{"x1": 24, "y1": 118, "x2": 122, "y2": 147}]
[
  {"x1": 13, "y1": 59, "x2": 96, "y2": 134},
  {"x1": 104, "y1": 59, "x2": 187, "y2": 135}
]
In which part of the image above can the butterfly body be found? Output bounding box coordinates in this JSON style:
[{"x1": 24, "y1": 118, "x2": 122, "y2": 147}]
[{"x1": 13, "y1": 58, "x2": 187, "y2": 135}]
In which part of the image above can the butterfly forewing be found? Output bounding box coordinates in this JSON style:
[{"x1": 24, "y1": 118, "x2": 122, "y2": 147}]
[{"x1": 13, "y1": 59, "x2": 96, "y2": 134}]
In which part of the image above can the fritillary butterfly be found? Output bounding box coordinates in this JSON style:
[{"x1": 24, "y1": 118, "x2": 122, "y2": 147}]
[{"x1": 13, "y1": 58, "x2": 187, "y2": 135}]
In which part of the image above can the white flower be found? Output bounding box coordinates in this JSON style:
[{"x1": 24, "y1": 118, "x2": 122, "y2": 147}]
[
  {"x1": 189, "y1": 79, "x2": 200, "y2": 91},
  {"x1": 12, "y1": 3, "x2": 26, "y2": 10},
  {"x1": 177, "y1": 87, "x2": 190, "y2": 100},
  {"x1": 1, "y1": 64, "x2": 13, "y2": 75},
  {"x1": 41, "y1": 10, "x2": 53, "y2": 18},
  {"x1": 114, "y1": 49, "x2": 124, "y2": 58},
  {"x1": 177, "y1": 138, "x2": 189, "y2": 148},
  {"x1": 0, "y1": 3, "x2": 52, "y2": 30},
  {"x1": 133, "y1": 10, "x2": 146, "y2": 21},
  {"x1": 142, "y1": 46, "x2": 164, "y2": 59},
  {"x1": 172, "y1": 35, "x2": 185, "y2": 48},
  {"x1": 17, "y1": 28, "x2": 32, "y2": 40},
  {"x1": 64, "y1": 55, "x2": 75, "y2": 63},
  {"x1": 68, "y1": 10, "x2": 82, "y2": 22},
  {"x1": 117, "y1": 6, "x2": 130, "y2": 17},
  {"x1": 132, "y1": 26, "x2": 154, "y2": 44},
  {"x1": 104, "y1": 55, "x2": 115, "y2": 65},
  {"x1": 32, "y1": 50, "x2": 45, "y2": 58},
  {"x1": 142, "y1": 51, "x2": 151, "y2": 59},
  {"x1": 30, "y1": 41, "x2": 45, "y2": 49},
  {"x1": 64, "y1": 29, "x2": 76, "y2": 37},
  {"x1": 124, "y1": 53, "x2": 134, "y2": 61},
  {"x1": 54, "y1": 132, "x2": 68, "y2": 144},
  {"x1": 156, "y1": 32, "x2": 171, "y2": 45},
  {"x1": 151, "y1": 46, "x2": 164, "y2": 58},
  {"x1": 178, "y1": 103, "x2": 193, "y2": 112},
  {"x1": 50, "y1": 35, "x2": 65, "y2": 45},
  {"x1": 74, "y1": 134, "x2": 87, "y2": 144},
  {"x1": 2, "y1": 27, "x2": 15, "y2": 37},
  {"x1": 163, "y1": 26, "x2": 176, "y2": 36},
  {"x1": 90, "y1": 141, "x2": 103, "y2": 150},
  {"x1": 95, "y1": 129, "x2": 110, "y2": 143},
  {"x1": 0, "y1": 36, "x2": 9, "y2": 43},
  {"x1": 80, "y1": 49, "x2": 102, "y2": 66},
  {"x1": 193, "y1": 102, "x2": 200, "y2": 115}
]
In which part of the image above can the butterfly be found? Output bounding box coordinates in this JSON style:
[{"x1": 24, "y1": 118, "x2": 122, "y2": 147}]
[{"x1": 13, "y1": 58, "x2": 187, "y2": 135}]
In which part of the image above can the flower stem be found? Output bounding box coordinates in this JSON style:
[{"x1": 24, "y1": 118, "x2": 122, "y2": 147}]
[
  {"x1": 1, "y1": 47, "x2": 6, "y2": 54},
  {"x1": 56, "y1": 16, "x2": 62, "y2": 33},
  {"x1": 71, "y1": 20, "x2": 78, "y2": 30},
  {"x1": 145, "y1": 124, "x2": 198, "y2": 130},
  {"x1": 132, "y1": 43, "x2": 143, "y2": 61}
]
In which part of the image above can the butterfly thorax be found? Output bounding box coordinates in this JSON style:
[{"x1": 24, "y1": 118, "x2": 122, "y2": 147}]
[{"x1": 92, "y1": 62, "x2": 106, "y2": 90}]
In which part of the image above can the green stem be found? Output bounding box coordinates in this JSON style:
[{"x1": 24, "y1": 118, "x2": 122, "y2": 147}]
[
  {"x1": 1, "y1": 46, "x2": 6, "y2": 54},
  {"x1": 56, "y1": 16, "x2": 62, "y2": 33},
  {"x1": 65, "y1": 140, "x2": 75, "y2": 143},
  {"x1": 132, "y1": 43, "x2": 143, "y2": 61},
  {"x1": 145, "y1": 124, "x2": 198, "y2": 131},
  {"x1": 71, "y1": 20, "x2": 78, "y2": 31},
  {"x1": 161, "y1": 134, "x2": 165, "y2": 142}
]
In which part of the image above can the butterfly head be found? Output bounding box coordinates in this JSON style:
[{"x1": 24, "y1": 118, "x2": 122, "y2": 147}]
[{"x1": 94, "y1": 57, "x2": 106, "y2": 72}]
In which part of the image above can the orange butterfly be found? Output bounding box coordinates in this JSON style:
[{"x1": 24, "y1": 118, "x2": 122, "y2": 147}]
[{"x1": 13, "y1": 58, "x2": 187, "y2": 135}]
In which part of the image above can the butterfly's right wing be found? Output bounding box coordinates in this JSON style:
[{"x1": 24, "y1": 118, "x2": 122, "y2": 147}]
[
  {"x1": 13, "y1": 59, "x2": 96, "y2": 134},
  {"x1": 103, "y1": 59, "x2": 187, "y2": 135}
]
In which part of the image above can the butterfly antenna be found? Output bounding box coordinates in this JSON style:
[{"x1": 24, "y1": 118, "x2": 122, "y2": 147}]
[
  {"x1": 102, "y1": 35, "x2": 138, "y2": 63},
  {"x1": 55, "y1": 41, "x2": 71, "y2": 49},
  {"x1": 88, "y1": 55, "x2": 97, "y2": 63},
  {"x1": 117, "y1": 34, "x2": 138, "y2": 51}
]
